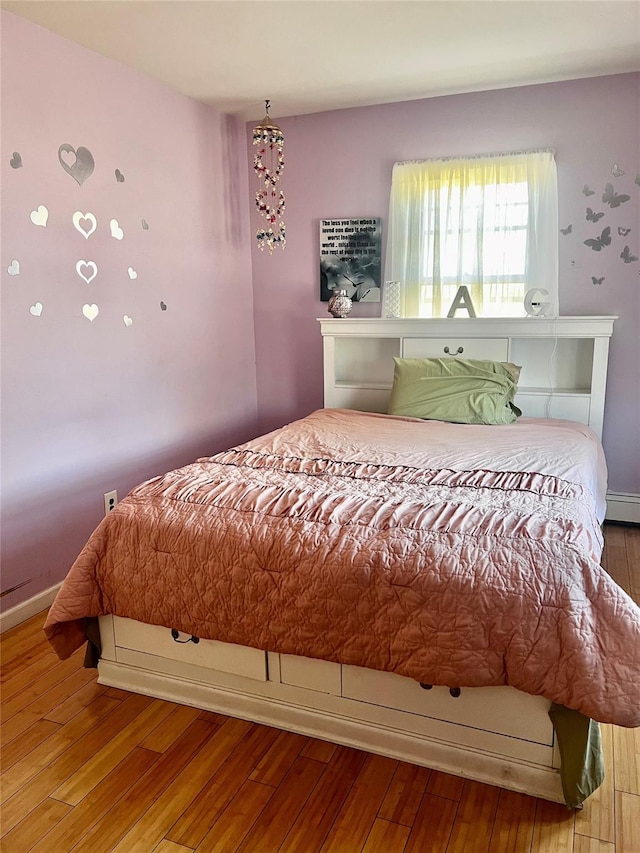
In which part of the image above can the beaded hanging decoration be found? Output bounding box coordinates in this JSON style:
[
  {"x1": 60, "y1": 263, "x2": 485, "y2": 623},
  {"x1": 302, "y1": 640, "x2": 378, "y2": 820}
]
[{"x1": 252, "y1": 100, "x2": 286, "y2": 252}]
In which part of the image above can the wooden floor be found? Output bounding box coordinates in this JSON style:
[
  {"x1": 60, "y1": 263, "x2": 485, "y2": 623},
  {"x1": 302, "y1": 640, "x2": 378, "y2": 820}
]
[{"x1": 1, "y1": 523, "x2": 638, "y2": 853}]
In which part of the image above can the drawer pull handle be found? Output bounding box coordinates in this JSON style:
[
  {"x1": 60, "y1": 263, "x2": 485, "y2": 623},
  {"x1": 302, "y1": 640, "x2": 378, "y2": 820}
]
[
  {"x1": 171, "y1": 628, "x2": 200, "y2": 645},
  {"x1": 419, "y1": 683, "x2": 461, "y2": 697},
  {"x1": 443, "y1": 346, "x2": 464, "y2": 355}
]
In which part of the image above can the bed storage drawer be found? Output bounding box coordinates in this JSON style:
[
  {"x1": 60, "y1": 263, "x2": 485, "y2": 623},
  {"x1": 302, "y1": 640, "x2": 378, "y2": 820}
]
[
  {"x1": 279, "y1": 653, "x2": 341, "y2": 695},
  {"x1": 402, "y1": 337, "x2": 509, "y2": 361},
  {"x1": 341, "y1": 665, "x2": 553, "y2": 745},
  {"x1": 112, "y1": 616, "x2": 268, "y2": 681}
]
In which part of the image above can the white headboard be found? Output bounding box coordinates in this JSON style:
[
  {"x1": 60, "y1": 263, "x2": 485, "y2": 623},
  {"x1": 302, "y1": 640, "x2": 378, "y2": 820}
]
[{"x1": 319, "y1": 316, "x2": 616, "y2": 439}]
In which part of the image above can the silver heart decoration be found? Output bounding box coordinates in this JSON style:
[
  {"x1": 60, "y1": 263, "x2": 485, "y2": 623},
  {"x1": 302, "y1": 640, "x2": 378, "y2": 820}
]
[
  {"x1": 160, "y1": 301, "x2": 167, "y2": 311},
  {"x1": 30, "y1": 205, "x2": 49, "y2": 227},
  {"x1": 58, "y1": 144, "x2": 95, "y2": 186},
  {"x1": 142, "y1": 219, "x2": 149, "y2": 230},
  {"x1": 123, "y1": 314, "x2": 133, "y2": 327},
  {"x1": 30, "y1": 302, "x2": 43, "y2": 317},
  {"x1": 72, "y1": 211, "x2": 97, "y2": 239},
  {"x1": 10, "y1": 152, "x2": 22, "y2": 169},
  {"x1": 127, "y1": 267, "x2": 137, "y2": 280},
  {"x1": 8, "y1": 259, "x2": 20, "y2": 276},
  {"x1": 82, "y1": 303, "x2": 99, "y2": 322},
  {"x1": 115, "y1": 169, "x2": 125, "y2": 183},
  {"x1": 110, "y1": 219, "x2": 124, "y2": 240},
  {"x1": 76, "y1": 259, "x2": 98, "y2": 284}
]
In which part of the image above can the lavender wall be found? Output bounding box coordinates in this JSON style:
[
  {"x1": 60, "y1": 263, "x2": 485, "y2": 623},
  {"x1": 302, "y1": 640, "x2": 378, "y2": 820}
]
[
  {"x1": 249, "y1": 74, "x2": 640, "y2": 494},
  {"x1": 2, "y1": 18, "x2": 638, "y2": 617},
  {"x1": 1, "y1": 12, "x2": 258, "y2": 610}
]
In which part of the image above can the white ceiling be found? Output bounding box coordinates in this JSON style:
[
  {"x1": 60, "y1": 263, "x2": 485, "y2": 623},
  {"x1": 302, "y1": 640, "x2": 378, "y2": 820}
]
[{"x1": 3, "y1": 0, "x2": 640, "y2": 121}]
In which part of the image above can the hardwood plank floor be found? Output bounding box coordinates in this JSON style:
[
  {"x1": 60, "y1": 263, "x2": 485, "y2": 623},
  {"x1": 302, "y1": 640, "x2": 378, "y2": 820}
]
[{"x1": 1, "y1": 522, "x2": 638, "y2": 852}]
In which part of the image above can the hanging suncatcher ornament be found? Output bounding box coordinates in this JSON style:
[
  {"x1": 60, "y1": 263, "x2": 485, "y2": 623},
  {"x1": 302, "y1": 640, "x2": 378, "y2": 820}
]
[{"x1": 252, "y1": 100, "x2": 286, "y2": 252}]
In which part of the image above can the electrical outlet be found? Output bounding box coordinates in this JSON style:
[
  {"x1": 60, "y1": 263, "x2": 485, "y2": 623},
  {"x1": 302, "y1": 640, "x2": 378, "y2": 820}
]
[{"x1": 104, "y1": 490, "x2": 118, "y2": 515}]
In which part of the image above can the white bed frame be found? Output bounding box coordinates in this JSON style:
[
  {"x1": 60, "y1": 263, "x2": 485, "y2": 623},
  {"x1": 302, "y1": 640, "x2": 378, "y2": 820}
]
[{"x1": 97, "y1": 316, "x2": 616, "y2": 804}]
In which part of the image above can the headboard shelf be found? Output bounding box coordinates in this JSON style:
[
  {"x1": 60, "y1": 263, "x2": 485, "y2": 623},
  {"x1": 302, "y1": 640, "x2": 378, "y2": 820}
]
[
  {"x1": 319, "y1": 316, "x2": 617, "y2": 439},
  {"x1": 318, "y1": 316, "x2": 618, "y2": 337},
  {"x1": 519, "y1": 387, "x2": 591, "y2": 396},
  {"x1": 335, "y1": 380, "x2": 393, "y2": 390}
]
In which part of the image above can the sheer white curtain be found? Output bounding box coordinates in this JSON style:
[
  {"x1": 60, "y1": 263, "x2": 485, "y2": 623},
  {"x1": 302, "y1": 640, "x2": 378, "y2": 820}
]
[{"x1": 384, "y1": 150, "x2": 558, "y2": 317}]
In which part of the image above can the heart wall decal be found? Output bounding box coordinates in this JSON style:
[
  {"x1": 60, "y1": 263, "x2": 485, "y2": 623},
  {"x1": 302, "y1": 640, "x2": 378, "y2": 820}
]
[
  {"x1": 10, "y1": 152, "x2": 23, "y2": 169},
  {"x1": 76, "y1": 259, "x2": 98, "y2": 284},
  {"x1": 123, "y1": 315, "x2": 133, "y2": 327},
  {"x1": 30, "y1": 205, "x2": 48, "y2": 227},
  {"x1": 82, "y1": 303, "x2": 99, "y2": 322},
  {"x1": 58, "y1": 144, "x2": 95, "y2": 186},
  {"x1": 72, "y1": 211, "x2": 97, "y2": 239},
  {"x1": 115, "y1": 169, "x2": 125, "y2": 183},
  {"x1": 142, "y1": 219, "x2": 149, "y2": 230},
  {"x1": 8, "y1": 260, "x2": 20, "y2": 276},
  {"x1": 30, "y1": 302, "x2": 43, "y2": 317},
  {"x1": 110, "y1": 219, "x2": 124, "y2": 240},
  {"x1": 127, "y1": 267, "x2": 137, "y2": 279}
]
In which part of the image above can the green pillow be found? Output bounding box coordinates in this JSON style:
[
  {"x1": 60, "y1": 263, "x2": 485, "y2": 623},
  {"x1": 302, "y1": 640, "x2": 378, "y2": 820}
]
[{"x1": 387, "y1": 357, "x2": 522, "y2": 425}]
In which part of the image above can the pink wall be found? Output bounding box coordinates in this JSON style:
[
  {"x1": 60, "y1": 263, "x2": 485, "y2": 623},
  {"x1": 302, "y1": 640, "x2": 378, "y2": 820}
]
[
  {"x1": 1, "y1": 12, "x2": 258, "y2": 610},
  {"x1": 249, "y1": 74, "x2": 640, "y2": 494}
]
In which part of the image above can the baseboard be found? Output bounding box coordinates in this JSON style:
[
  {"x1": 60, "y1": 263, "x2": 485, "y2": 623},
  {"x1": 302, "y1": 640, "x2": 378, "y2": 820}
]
[
  {"x1": 606, "y1": 492, "x2": 640, "y2": 525},
  {"x1": 0, "y1": 582, "x2": 61, "y2": 634}
]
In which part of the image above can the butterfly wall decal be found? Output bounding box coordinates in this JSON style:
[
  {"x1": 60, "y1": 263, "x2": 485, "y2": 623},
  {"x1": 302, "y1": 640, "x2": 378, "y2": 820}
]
[
  {"x1": 586, "y1": 208, "x2": 604, "y2": 223},
  {"x1": 611, "y1": 164, "x2": 625, "y2": 178},
  {"x1": 602, "y1": 182, "x2": 630, "y2": 208},
  {"x1": 584, "y1": 226, "x2": 611, "y2": 251},
  {"x1": 582, "y1": 185, "x2": 595, "y2": 196},
  {"x1": 618, "y1": 227, "x2": 631, "y2": 237},
  {"x1": 560, "y1": 225, "x2": 572, "y2": 236},
  {"x1": 620, "y1": 245, "x2": 638, "y2": 264},
  {"x1": 591, "y1": 276, "x2": 605, "y2": 286}
]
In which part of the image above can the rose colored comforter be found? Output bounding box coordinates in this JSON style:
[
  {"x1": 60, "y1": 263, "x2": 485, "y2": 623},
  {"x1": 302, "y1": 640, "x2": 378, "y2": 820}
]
[{"x1": 45, "y1": 409, "x2": 640, "y2": 727}]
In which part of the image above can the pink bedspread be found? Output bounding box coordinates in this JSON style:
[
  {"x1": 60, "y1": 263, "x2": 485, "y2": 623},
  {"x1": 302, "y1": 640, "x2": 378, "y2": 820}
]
[{"x1": 45, "y1": 409, "x2": 640, "y2": 727}]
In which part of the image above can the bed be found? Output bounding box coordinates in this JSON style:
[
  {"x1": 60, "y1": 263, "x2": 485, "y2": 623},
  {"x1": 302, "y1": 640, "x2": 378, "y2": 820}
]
[{"x1": 45, "y1": 316, "x2": 640, "y2": 808}]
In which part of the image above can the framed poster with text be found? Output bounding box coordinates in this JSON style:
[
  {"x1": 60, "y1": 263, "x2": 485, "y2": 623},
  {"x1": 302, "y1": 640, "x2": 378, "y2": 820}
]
[{"x1": 320, "y1": 217, "x2": 382, "y2": 302}]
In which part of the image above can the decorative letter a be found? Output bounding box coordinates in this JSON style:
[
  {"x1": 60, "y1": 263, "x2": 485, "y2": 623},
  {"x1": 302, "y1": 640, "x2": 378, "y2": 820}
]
[{"x1": 447, "y1": 285, "x2": 477, "y2": 318}]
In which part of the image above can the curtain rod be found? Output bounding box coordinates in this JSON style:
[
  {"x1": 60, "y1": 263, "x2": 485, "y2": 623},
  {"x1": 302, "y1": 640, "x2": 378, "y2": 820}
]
[{"x1": 395, "y1": 148, "x2": 555, "y2": 166}]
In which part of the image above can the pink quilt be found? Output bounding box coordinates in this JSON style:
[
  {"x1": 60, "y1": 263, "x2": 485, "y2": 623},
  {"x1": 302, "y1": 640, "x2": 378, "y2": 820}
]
[{"x1": 45, "y1": 409, "x2": 640, "y2": 727}]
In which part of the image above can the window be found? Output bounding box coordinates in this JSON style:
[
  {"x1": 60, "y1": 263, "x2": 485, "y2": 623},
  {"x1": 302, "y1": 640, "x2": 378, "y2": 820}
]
[{"x1": 385, "y1": 150, "x2": 558, "y2": 318}]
